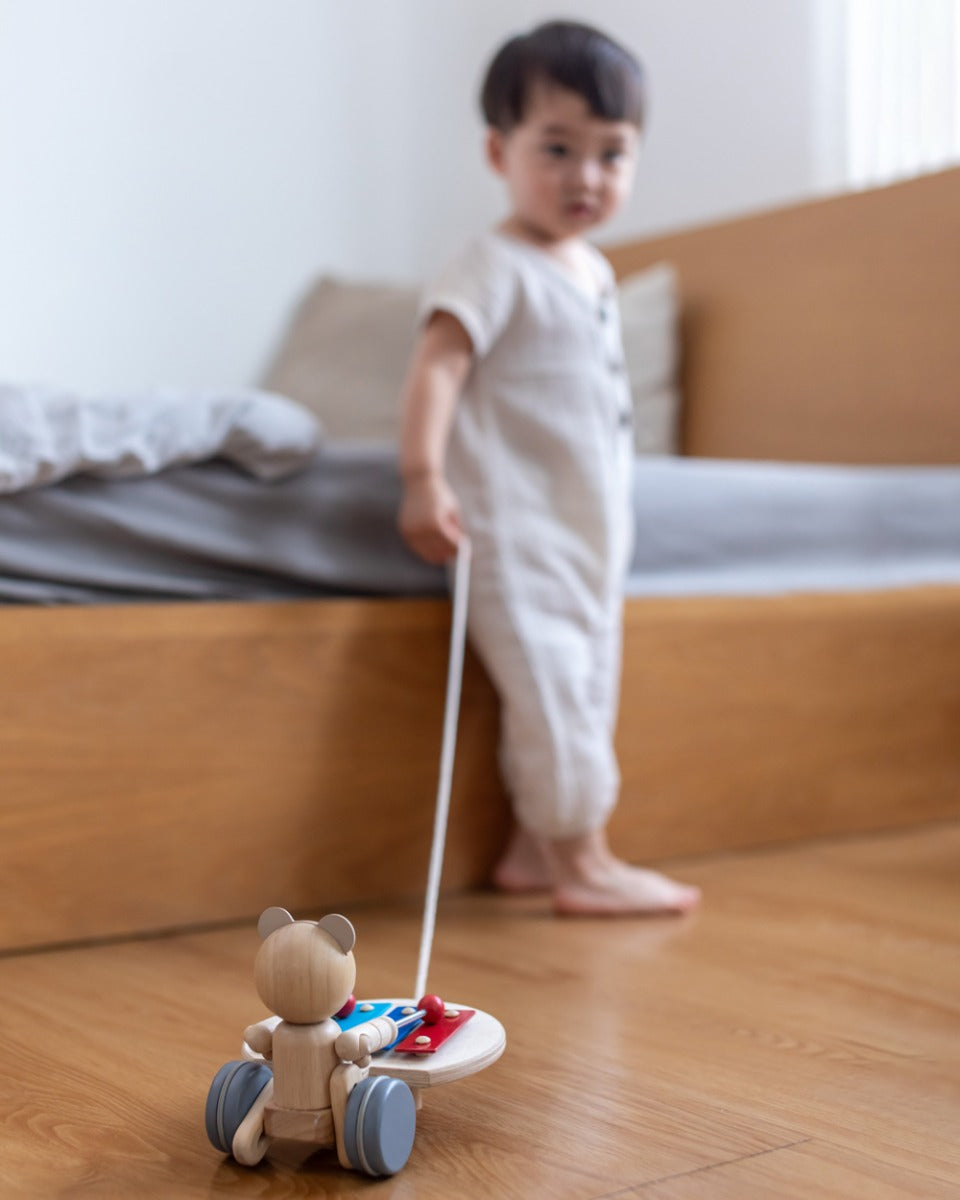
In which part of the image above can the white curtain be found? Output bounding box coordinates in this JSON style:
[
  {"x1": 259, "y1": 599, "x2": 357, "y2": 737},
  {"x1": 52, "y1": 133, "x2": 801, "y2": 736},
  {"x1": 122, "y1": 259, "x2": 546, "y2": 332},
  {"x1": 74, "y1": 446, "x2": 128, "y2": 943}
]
[{"x1": 846, "y1": 0, "x2": 960, "y2": 187}]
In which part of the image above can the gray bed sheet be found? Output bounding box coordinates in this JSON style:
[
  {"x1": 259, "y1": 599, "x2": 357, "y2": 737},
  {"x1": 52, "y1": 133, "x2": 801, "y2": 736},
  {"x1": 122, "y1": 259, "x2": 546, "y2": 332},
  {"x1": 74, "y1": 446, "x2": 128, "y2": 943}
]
[
  {"x1": 0, "y1": 442, "x2": 441, "y2": 604},
  {"x1": 628, "y1": 457, "x2": 960, "y2": 597},
  {"x1": 0, "y1": 444, "x2": 958, "y2": 604}
]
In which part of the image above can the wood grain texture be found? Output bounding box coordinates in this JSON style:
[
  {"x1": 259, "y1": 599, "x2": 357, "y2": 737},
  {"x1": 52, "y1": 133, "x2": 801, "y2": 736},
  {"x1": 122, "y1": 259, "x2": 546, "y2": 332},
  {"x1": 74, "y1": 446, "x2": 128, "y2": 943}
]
[
  {"x1": 0, "y1": 823, "x2": 957, "y2": 1198},
  {"x1": 0, "y1": 597, "x2": 509, "y2": 950},
  {"x1": 611, "y1": 586, "x2": 960, "y2": 859},
  {"x1": 604, "y1": 166, "x2": 960, "y2": 464},
  {"x1": 630, "y1": 1142, "x2": 955, "y2": 1199},
  {"x1": 2, "y1": 585, "x2": 959, "y2": 950}
]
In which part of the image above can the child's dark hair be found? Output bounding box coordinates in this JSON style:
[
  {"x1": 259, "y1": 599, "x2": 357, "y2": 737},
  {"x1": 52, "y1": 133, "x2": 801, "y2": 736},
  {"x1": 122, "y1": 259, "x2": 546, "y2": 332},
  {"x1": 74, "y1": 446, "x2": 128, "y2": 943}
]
[{"x1": 481, "y1": 20, "x2": 645, "y2": 133}]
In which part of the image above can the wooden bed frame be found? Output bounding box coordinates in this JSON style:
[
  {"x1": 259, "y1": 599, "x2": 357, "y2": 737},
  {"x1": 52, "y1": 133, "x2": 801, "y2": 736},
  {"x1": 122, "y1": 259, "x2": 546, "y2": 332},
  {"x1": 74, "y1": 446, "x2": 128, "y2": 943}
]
[{"x1": 3, "y1": 168, "x2": 959, "y2": 952}]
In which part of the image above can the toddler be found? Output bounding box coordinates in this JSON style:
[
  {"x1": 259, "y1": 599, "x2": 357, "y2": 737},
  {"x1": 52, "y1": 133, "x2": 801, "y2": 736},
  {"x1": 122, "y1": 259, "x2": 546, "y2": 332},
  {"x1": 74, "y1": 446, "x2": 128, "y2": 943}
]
[{"x1": 398, "y1": 20, "x2": 700, "y2": 916}]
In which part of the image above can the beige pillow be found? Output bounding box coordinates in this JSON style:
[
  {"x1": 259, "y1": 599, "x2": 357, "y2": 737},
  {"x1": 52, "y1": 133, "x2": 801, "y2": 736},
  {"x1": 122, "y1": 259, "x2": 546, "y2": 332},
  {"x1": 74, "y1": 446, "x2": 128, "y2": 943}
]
[
  {"x1": 263, "y1": 264, "x2": 680, "y2": 452},
  {"x1": 617, "y1": 262, "x2": 681, "y2": 455},
  {"x1": 261, "y1": 277, "x2": 418, "y2": 441}
]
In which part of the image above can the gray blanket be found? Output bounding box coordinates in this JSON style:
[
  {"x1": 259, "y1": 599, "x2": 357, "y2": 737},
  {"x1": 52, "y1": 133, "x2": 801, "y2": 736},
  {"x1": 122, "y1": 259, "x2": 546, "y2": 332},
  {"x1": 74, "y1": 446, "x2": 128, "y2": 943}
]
[
  {"x1": 0, "y1": 443, "x2": 441, "y2": 603},
  {"x1": 1, "y1": 445, "x2": 958, "y2": 604}
]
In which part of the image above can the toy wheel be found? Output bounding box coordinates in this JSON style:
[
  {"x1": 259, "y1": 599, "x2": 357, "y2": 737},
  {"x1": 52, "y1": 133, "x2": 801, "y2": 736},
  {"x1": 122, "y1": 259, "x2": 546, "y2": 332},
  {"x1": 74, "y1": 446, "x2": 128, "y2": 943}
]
[
  {"x1": 343, "y1": 1075, "x2": 416, "y2": 1176},
  {"x1": 205, "y1": 1060, "x2": 273, "y2": 1156}
]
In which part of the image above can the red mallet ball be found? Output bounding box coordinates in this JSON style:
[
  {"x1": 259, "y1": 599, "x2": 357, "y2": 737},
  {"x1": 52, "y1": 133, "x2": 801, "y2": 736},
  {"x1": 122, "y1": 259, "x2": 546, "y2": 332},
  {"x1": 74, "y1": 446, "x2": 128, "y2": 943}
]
[
  {"x1": 335, "y1": 994, "x2": 357, "y2": 1020},
  {"x1": 417, "y1": 993, "x2": 445, "y2": 1025}
]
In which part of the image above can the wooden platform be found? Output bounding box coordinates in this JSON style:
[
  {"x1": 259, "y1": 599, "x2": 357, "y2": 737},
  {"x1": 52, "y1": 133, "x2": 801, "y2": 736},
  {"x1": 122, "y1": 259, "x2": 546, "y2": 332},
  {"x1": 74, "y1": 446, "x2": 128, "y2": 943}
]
[
  {"x1": 2, "y1": 585, "x2": 959, "y2": 952},
  {"x1": 1, "y1": 822, "x2": 957, "y2": 1198}
]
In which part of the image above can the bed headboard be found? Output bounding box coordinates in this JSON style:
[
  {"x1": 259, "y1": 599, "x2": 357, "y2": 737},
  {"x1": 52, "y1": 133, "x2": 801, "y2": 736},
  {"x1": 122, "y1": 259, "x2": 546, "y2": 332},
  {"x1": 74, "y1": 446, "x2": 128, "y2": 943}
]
[{"x1": 604, "y1": 167, "x2": 960, "y2": 464}]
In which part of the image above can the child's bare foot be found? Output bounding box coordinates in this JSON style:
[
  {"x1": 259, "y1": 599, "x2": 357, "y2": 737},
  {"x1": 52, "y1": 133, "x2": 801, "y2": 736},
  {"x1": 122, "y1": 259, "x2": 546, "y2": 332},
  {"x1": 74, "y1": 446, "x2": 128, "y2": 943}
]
[
  {"x1": 552, "y1": 862, "x2": 701, "y2": 916},
  {"x1": 546, "y1": 829, "x2": 701, "y2": 917},
  {"x1": 492, "y1": 825, "x2": 552, "y2": 893}
]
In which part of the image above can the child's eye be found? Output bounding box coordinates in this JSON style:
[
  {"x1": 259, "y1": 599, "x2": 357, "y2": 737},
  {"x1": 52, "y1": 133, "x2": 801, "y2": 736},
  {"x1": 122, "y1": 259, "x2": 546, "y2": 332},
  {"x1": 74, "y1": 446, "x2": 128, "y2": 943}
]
[
  {"x1": 543, "y1": 142, "x2": 569, "y2": 158},
  {"x1": 603, "y1": 148, "x2": 626, "y2": 164}
]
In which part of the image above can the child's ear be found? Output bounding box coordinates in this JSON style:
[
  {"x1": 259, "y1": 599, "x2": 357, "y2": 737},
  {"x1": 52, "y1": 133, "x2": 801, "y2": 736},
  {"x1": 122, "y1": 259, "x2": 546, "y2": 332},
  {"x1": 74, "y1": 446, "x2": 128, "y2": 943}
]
[{"x1": 485, "y1": 127, "x2": 506, "y2": 175}]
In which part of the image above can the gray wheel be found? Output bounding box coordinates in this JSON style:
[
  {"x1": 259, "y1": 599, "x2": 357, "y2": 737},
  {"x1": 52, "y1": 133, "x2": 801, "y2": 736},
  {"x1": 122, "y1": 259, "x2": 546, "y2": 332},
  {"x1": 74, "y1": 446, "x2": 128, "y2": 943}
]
[
  {"x1": 205, "y1": 1060, "x2": 273, "y2": 1155},
  {"x1": 343, "y1": 1075, "x2": 417, "y2": 1176}
]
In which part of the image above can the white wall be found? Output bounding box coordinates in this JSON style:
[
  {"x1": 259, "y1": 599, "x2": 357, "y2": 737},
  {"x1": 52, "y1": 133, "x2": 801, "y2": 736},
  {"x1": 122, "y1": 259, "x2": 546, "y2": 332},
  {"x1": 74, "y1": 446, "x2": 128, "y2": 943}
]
[{"x1": 0, "y1": 0, "x2": 845, "y2": 391}]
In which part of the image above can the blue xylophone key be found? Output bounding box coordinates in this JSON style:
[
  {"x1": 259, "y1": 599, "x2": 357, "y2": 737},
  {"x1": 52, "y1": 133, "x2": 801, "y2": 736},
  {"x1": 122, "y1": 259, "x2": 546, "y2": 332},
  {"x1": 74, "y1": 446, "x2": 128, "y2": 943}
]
[
  {"x1": 334, "y1": 1001, "x2": 393, "y2": 1030},
  {"x1": 384, "y1": 1004, "x2": 423, "y2": 1050}
]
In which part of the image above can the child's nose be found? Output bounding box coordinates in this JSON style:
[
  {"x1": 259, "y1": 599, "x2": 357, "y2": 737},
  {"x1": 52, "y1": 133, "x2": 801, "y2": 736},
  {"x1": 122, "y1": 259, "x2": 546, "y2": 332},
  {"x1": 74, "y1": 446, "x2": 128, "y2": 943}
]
[{"x1": 574, "y1": 157, "x2": 603, "y2": 190}]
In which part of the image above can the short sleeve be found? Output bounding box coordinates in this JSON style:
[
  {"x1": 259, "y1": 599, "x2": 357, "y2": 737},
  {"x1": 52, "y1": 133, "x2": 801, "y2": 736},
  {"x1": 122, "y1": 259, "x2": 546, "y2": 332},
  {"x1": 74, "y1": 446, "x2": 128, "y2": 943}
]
[{"x1": 418, "y1": 235, "x2": 518, "y2": 358}]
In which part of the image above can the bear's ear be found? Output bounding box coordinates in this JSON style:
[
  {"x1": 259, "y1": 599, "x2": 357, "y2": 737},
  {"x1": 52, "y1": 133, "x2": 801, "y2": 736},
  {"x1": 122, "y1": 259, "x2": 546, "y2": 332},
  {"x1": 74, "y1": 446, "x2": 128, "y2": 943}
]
[
  {"x1": 317, "y1": 913, "x2": 356, "y2": 955},
  {"x1": 257, "y1": 906, "x2": 295, "y2": 940}
]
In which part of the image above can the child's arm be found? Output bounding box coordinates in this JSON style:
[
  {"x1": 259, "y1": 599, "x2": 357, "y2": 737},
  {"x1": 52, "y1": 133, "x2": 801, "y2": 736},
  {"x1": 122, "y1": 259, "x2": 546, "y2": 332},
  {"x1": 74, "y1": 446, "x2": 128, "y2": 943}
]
[{"x1": 398, "y1": 311, "x2": 473, "y2": 564}]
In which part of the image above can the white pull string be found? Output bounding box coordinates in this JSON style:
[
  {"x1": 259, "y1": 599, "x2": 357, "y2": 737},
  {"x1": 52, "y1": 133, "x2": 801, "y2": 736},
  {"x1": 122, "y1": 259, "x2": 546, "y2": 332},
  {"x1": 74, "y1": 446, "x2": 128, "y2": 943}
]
[{"x1": 414, "y1": 537, "x2": 471, "y2": 1000}]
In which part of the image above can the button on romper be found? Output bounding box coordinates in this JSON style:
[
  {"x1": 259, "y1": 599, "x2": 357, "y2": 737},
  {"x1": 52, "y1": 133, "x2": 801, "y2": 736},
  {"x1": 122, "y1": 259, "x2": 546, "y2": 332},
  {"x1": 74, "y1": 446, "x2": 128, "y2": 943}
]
[{"x1": 421, "y1": 231, "x2": 634, "y2": 839}]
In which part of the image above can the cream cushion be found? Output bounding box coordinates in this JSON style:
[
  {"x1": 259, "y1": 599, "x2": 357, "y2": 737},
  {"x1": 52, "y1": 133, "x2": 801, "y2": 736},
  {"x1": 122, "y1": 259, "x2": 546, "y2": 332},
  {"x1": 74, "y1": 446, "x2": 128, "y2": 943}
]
[
  {"x1": 262, "y1": 262, "x2": 680, "y2": 452},
  {"x1": 617, "y1": 263, "x2": 680, "y2": 454},
  {"x1": 262, "y1": 278, "x2": 418, "y2": 442}
]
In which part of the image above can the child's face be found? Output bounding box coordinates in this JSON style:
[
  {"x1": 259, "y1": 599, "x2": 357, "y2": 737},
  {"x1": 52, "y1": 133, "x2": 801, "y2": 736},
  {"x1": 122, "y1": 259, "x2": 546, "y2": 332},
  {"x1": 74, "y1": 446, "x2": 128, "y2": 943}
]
[{"x1": 487, "y1": 81, "x2": 639, "y2": 244}]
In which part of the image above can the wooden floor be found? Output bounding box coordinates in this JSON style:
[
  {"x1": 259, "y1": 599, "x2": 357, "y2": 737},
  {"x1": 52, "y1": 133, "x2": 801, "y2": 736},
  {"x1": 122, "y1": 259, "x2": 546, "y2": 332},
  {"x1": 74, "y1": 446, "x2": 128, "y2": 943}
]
[{"x1": 1, "y1": 822, "x2": 957, "y2": 1199}]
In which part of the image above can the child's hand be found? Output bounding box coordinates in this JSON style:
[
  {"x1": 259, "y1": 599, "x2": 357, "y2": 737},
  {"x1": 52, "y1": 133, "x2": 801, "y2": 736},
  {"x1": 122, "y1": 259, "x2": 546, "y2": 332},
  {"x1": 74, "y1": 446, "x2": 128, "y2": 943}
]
[{"x1": 399, "y1": 472, "x2": 463, "y2": 564}]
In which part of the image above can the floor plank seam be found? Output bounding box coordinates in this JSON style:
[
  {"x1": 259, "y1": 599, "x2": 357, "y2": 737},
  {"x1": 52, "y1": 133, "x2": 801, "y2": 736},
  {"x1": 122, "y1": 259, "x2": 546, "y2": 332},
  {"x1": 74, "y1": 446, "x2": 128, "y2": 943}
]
[{"x1": 593, "y1": 1138, "x2": 814, "y2": 1198}]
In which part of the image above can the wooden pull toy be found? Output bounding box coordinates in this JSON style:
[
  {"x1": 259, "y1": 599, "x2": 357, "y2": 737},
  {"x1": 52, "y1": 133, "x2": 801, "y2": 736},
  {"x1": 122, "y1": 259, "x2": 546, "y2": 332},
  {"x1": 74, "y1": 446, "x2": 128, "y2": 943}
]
[{"x1": 203, "y1": 544, "x2": 506, "y2": 1177}]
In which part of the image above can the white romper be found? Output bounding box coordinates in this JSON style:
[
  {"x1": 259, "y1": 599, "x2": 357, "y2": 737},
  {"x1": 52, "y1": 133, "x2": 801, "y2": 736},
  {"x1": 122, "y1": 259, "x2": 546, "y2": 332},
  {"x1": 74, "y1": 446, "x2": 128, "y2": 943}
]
[{"x1": 421, "y1": 231, "x2": 635, "y2": 839}]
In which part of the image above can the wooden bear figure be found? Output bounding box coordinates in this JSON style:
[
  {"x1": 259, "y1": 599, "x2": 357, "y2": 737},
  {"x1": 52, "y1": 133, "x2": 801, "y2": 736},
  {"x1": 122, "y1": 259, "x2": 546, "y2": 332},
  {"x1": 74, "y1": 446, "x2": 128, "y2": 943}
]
[{"x1": 205, "y1": 907, "x2": 416, "y2": 1176}]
